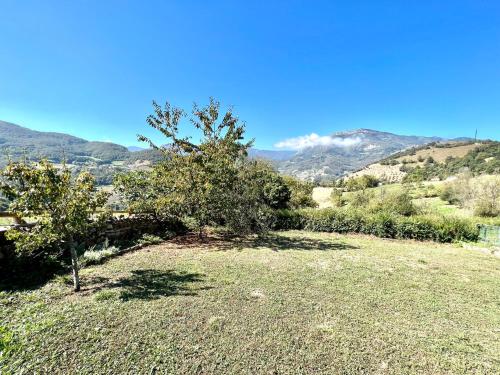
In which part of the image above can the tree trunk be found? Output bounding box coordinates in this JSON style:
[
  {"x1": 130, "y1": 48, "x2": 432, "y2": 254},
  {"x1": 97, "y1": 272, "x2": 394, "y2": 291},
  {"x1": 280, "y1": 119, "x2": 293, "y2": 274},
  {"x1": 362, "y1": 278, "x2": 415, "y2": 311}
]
[{"x1": 69, "y1": 239, "x2": 80, "y2": 292}]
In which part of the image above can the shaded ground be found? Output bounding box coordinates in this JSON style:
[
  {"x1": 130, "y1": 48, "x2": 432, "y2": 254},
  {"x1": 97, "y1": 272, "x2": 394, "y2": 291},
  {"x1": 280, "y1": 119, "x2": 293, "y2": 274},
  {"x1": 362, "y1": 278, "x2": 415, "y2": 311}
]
[{"x1": 1, "y1": 231, "x2": 499, "y2": 374}]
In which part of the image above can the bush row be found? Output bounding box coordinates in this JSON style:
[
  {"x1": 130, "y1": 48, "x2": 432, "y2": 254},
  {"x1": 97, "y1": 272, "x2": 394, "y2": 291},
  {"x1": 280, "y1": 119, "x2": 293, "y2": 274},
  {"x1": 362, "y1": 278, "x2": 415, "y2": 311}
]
[{"x1": 273, "y1": 208, "x2": 479, "y2": 243}]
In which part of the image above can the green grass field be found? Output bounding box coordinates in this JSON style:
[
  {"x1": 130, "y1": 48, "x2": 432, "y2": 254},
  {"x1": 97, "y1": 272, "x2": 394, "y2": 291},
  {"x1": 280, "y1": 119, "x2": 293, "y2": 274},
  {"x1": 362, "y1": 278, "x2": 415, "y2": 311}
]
[
  {"x1": 314, "y1": 177, "x2": 500, "y2": 226},
  {"x1": 1, "y1": 231, "x2": 499, "y2": 374}
]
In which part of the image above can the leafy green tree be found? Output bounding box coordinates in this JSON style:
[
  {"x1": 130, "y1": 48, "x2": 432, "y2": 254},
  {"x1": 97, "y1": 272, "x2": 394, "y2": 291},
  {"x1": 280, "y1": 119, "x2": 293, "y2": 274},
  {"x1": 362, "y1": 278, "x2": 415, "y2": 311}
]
[
  {"x1": 138, "y1": 98, "x2": 255, "y2": 236},
  {"x1": 0, "y1": 193, "x2": 9, "y2": 211},
  {"x1": 241, "y1": 160, "x2": 291, "y2": 209},
  {"x1": 113, "y1": 170, "x2": 166, "y2": 216},
  {"x1": 330, "y1": 188, "x2": 345, "y2": 207},
  {"x1": 344, "y1": 175, "x2": 380, "y2": 191},
  {"x1": 282, "y1": 175, "x2": 318, "y2": 209},
  {"x1": 0, "y1": 160, "x2": 108, "y2": 291}
]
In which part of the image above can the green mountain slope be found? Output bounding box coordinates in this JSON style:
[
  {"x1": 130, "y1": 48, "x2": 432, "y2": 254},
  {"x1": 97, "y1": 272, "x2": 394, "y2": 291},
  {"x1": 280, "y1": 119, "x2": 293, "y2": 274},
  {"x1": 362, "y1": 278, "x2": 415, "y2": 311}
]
[{"x1": 0, "y1": 120, "x2": 130, "y2": 164}]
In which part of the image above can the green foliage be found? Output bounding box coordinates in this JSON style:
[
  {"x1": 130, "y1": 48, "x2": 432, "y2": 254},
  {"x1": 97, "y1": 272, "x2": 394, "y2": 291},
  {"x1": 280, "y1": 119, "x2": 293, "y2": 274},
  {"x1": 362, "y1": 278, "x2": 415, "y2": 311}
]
[
  {"x1": 133, "y1": 98, "x2": 279, "y2": 235},
  {"x1": 81, "y1": 239, "x2": 120, "y2": 266},
  {"x1": 439, "y1": 175, "x2": 499, "y2": 217},
  {"x1": 243, "y1": 161, "x2": 290, "y2": 209},
  {"x1": 401, "y1": 166, "x2": 427, "y2": 182},
  {"x1": 344, "y1": 175, "x2": 379, "y2": 191},
  {"x1": 116, "y1": 99, "x2": 310, "y2": 235},
  {"x1": 473, "y1": 198, "x2": 499, "y2": 217},
  {"x1": 412, "y1": 184, "x2": 440, "y2": 198},
  {"x1": 330, "y1": 188, "x2": 346, "y2": 207},
  {"x1": 0, "y1": 193, "x2": 9, "y2": 211},
  {"x1": 440, "y1": 183, "x2": 460, "y2": 204},
  {"x1": 0, "y1": 159, "x2": 109, "y2": 291},
  {"x1": 380, "y1": 158, "x2": 400, "y2": 166},
  {"x1": 472, "y1": 179, "x2": 500, "y2": 217},
  {"x1": 340, "y1": 184, "x2": 419, "y2": 216},
  {"x1": 113, "y1": 170, "x2": 166, "y2": 216},
  {"x1": 94, "y1": 290, "x2": 120, "y2": 302},
  {"x1": 136, "y1": 234, "x2": 164, "y2": 246},
  {"x1": 367, "y1": 188, "x2": 419, "y2": 216},
  {"x1": 274, "y1": 208, "x2": 479, "y2": 243},
  {"x1": 0, "y1": 325, "x2": 17, "y2": 361},
  {"x1": 282, "y1": 175, "x2": 317, "y2": 209},
  {"x1": 403, "y1": 142, "x2": 500, "y2": 182},
  {"x1": 348, "y1": 189, "x2": 374, "y2": 208},
  {"x1": 0, "y1": 160, "x2": 109, "y2": 254}
]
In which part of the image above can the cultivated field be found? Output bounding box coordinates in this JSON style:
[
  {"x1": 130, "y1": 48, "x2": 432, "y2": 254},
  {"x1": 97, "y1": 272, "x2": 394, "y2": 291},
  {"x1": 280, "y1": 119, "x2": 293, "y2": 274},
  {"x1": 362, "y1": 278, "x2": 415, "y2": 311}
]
[{"x1": 1, "y1": 231, "x2": 499, "y2": 374}]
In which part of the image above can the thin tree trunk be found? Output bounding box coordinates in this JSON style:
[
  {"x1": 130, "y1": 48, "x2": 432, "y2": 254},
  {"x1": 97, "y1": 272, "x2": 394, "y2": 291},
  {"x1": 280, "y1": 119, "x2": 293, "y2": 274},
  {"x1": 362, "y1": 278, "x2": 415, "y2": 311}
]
[{"x1": 69, "y1": 239, "x2": 80, "y2": 292}]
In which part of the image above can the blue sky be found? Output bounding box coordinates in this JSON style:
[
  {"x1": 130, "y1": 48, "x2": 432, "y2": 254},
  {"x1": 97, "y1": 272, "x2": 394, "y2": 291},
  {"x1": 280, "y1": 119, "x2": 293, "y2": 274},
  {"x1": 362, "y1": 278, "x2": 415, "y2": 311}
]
[{"x1": 1, "y1": 0, "x2": 499, "y2": 149}]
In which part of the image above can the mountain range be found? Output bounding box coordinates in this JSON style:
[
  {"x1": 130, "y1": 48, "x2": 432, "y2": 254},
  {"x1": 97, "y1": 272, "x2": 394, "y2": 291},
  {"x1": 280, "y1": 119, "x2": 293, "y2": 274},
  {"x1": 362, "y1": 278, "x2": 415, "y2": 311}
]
[
  {"x1": 270, "y1": 129, "x2": 445, "y2": 181},
  {"x1": 0, "y1": 120, "x2": 472, "y2": 183}
]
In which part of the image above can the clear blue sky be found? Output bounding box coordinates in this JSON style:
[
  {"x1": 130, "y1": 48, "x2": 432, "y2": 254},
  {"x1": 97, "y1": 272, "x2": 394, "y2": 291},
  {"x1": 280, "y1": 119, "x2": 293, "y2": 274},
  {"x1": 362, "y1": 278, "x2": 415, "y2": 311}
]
[{"x1": 1, "y1": 0, "x2": 499, "y2": 149}]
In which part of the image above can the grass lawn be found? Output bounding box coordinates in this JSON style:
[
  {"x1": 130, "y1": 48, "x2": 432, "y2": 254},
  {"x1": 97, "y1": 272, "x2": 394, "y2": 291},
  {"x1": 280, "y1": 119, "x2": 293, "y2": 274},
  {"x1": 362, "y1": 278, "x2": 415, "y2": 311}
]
[{"x1": 1, "y1": 231, "x2": 499, "y2": 374}]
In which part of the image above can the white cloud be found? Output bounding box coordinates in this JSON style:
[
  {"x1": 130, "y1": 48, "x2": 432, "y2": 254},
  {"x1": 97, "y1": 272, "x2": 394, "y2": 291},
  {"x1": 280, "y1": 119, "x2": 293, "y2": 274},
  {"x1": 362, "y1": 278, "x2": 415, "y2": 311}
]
[{"x1": 274, "y1": 133, "x2": 362, "y2": 150}]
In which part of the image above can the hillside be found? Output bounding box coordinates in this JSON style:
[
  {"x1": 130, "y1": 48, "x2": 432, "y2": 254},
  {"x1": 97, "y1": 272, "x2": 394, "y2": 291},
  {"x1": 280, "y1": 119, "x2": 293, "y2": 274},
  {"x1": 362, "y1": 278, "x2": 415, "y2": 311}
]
[
  {"x1": 347, "y1": 141, "x2": 499, "y2": 182},
  {"x1": 274, "y1": 129, "x2": 443, "y2": 181},
  {"x1": 0, "y1": 120, "x2": 486, "y2": 184},
  {"x1": 0, "y1": 120, "x2": 131, "y2": 164},
  {"x1": 0, "y1": 120, "x2": 165, "y2": 184}
]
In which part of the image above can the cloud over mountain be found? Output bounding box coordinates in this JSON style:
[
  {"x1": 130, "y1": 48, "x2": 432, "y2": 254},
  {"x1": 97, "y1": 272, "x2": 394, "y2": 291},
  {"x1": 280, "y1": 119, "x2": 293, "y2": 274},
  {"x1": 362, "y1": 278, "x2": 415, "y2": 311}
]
[{"x1": 274, "y1": 133, "x2": 362, "y2": 150}]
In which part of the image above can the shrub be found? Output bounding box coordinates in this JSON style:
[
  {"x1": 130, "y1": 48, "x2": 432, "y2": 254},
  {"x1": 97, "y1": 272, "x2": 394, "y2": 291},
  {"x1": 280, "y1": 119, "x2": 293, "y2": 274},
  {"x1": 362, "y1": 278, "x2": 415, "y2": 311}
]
[
  {"x1": 439, "y1": 175, "x2": 499, "y2": 217},
  {"x1": 344, "y1": 175, "x2": 379, "y2": 192},
  {"x1": 330, "y1": 189, "x2": 346, "y2": 207},
  {"x1": 137, "y1": 234, "x2": 164, "y2": 246},
  {"x1": 472, "y1": 179, "x2": 499, "y2": 217},
  {"x1": 439, "y1": 183, "x2": 459, "y2": 204},
  {"x1": 82, "y1": 241, "x2": 120, "y2": 266},
  {"x1": 368, "y1": 189, "x2": 418, "y2": 216},
  {"x1": 380, "y1": 159, "x2": 400, "y2": 166},
  {"x1": 421, "y1": 185, "x2": 440, "y2": 198},
  {"x1": 425, "y1": 156, "x2": 435, "y2": 165},
  {"x1": 348, "y1": 189, "x2": 374, "y2": 208},
  {"x1": 283, "y1": 176, "x2": 317, "y2": 209},
  {"x1": 273, "y1": 208, "x2": 478, "y2": 243}
]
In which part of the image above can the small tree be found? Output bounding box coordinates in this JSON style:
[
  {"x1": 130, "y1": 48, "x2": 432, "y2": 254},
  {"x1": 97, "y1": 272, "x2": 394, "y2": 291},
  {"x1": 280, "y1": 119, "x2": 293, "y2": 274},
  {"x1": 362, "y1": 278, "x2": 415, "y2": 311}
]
[{"x1": 0, "y1": 160, "x2": 108, "y2": 291}]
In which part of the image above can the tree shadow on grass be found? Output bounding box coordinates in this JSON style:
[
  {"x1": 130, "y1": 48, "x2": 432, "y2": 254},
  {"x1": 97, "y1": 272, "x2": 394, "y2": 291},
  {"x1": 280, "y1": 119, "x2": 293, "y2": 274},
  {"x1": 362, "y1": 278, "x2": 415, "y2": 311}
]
[
  {"x1": 81, "y1": 269, "x2": 208, "y2": 301},
  {"x1": 116, "y1": 269, "x2": 207, "y2": 301},
  {"x1": 169, "y1": 232, "x2": 359, "y2": 252},
  {"x1": 247, "y1": 233, "x2": 359, "y2": 252}
]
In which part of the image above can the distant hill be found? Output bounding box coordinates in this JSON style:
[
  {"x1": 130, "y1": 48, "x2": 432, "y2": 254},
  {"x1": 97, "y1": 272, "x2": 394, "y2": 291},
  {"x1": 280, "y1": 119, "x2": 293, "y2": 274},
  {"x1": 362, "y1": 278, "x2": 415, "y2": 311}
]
[
  {"x1": 273, "y1": 129, "x2": 443, "y2": 182},
  {"x1": 347, "y1": 140, "x2": 499, "y2": 182},
  {"x1": 248, "y1": 148, "x2": 295, "y2": 161},
  {"x1": 0, "y1": 120, "x2": 130, "y2": 164},
  {"x1": 0, "y1": 120, "x2": 485, "y2": 184},
  {"x1": 127, "y1": 146, "x2": 146, "y2": 152},
  {"x1": 0, "y1": 120, "x2": 164, "y2": 184}
]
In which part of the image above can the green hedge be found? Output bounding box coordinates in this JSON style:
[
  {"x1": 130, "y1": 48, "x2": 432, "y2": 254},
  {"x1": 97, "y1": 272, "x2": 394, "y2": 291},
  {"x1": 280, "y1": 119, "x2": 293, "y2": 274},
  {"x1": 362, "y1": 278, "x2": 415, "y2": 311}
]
[{"x1": 273, "y1": 208, "x2": 479, "y2": 243}]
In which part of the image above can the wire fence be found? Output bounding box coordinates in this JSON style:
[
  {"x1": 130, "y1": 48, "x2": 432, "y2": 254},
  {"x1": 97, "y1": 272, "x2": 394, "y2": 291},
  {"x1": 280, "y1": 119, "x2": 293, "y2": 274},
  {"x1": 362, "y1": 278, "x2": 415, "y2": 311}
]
[{"x1": 478, "y1": 224, "x2": 500, "y2": 246}]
